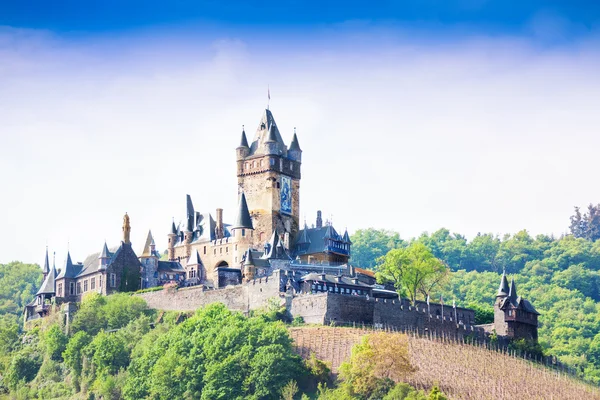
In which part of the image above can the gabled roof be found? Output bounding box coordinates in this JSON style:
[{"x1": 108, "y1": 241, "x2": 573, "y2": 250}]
[
  {"x1": 187, "y1": 250, "x2": 202, "y2": 266},
  {"x1": 75, "y1": 245, "x2": 119, "y2": 278},
  {"x1": 292, "y1": 225, "x2": 349, "y2": 257},
  {"x1": 296, "y1": 225, "x2": 311, "y2": 245},
  {"x1": 289, "y1": 132, "x2": 301, "y2": 152},
  {"x1": 239, "y1": 128, "x2": 249, "y2": 148},
  {"x1": 497, "y1": 271, "x2": 509, "y2": 297},
  {"x1": 140, "y1": 231, "x2": 156, "y2": 258},
  {"x1": 37, "y1": 262, "x2": 57, "y2": 295},
  {"x1": 42, "y1": 247, "x2": 50, "y2": 275},
  {"x1": 324, "y1": 224, "x2": 340, "y2": 240},
  {"x1": 232, "y1": 192, "x2": 253, "y2": 230},
  {"x1": 157, "y1": 261, "x2": 185, "y2": 273}
]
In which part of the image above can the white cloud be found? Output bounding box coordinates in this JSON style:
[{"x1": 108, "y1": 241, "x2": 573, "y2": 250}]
[{"x1": 1, "y1": 26, "x2": 600, "y2": 264}]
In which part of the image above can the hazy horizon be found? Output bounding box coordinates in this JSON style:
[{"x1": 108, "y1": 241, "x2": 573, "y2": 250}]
[{"x1": 2, "y1": 2, "x2": 600, "y2": 265}]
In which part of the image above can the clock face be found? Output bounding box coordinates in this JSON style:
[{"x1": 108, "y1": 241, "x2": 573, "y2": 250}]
[{"x1": 280, "y1": 175, "x2": 292, "y2": 215}]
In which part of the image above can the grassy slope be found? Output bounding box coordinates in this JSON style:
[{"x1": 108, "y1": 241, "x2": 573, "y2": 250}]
[{"x1": 289, "y1": 326, "x2": 600, "y2": 400}]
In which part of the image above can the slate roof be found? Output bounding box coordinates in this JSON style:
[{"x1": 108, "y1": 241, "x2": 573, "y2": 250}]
[
  {"x1": 100, "y1": 242, "x2": 110, "y2": 259},
  {"x1": 289, "y1": 132, "x2": 301, "y2": 152},
  {"x1": 75, "y1": 244, "x2": 121, "y2": 278},
  {"x1": 248, "y1": 109, "x2": 287, "y2": 156},
  {"x1": 232, "y1": 193, "x2": 253, "y2": 230},
  {"x1": 140, "y1": 231, "x2": 158, "y2": 258},
  {"x1": 292, "y1": 224, "x2": 348, "y2": 257},
  {"x1": 498, "y1": 278, "x2": 540, "y2": 315},
  {"x1": 262, "y1": 230, "x2": 291, "y2": 260},
  {"x1": 158, "y1": 261, "x2": 185, "y2": 273},
  {"x1": 37, "y1": 263, "x2": 57, "y2": 295},
  {"x1": 239, "y1": 128, "x2": 249, "y2": 148},
  {"x1": 187, "y1": 250, "x2": 202, "y2": 266},
  {"x1": 56, "y1": 252, "x2": 82, "y2": 279},
  {"x1": 299, "y1": 273, "x2": 372, "y2": 288},
  {"x1": 342, "y1": 229, "x2": 351, "y2": 244},
  {"x1": 244, "y1": 248, "x2": 254, "y2": 266},
  {"x1": 497, "y1": 271, "x2": 510, "y2": 297},
  {"x1": 42, "y1": 248, "x2": 50, "y2": 275}
]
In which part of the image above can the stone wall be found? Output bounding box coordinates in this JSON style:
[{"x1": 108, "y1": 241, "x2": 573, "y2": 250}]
[
  {"x1": 137, "y1": 270, "x2": 282, "y2": 313},
  {"x1": 289, "y1": 294, "x2": 328, "y2": 324}
]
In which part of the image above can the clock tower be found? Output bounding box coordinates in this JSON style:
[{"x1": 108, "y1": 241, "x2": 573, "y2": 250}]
[{"x1": 236, "y1": 109, "x2": 302, "y2": 250}]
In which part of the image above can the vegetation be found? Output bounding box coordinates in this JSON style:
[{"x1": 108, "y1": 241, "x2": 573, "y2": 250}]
[
  {"x1": 351, "y1": 225, "x2": 600, "y2": 383},
  {"x1": 291, "y1": 326, "x2": 599, "y2": 400}
]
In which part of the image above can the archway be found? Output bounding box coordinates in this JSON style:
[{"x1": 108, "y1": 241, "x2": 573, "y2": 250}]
[{"x1": 216, "y1": 260, "x2": 229, "y2": 268}]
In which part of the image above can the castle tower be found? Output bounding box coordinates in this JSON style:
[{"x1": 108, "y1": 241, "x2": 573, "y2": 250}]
[
  {"x1": 231, "y1": 192, "x2": 254, "y2": 265},
  {"x1": 42, "y1": 246, "x2": 50, "y2": 281},
  {"x1": 237, "y1": 109, "x2": 301, "y2": 249},
  {"x1": 122, "y1": 213, "x2": 131, "y2": 244},
  {"x1": 140, "y1": 231, "x2": 159, "y2": 288},
  {"x1": 167, "y1": 220, "x2": 177, "y2": 261},
  {"x1": 183, "y1": 195, "x2": 195, "y2": 259},
  {"x1": 99, "y1": 242, "x2": 110, "y2": 269},
  {"x1": 493, "y1": 273, "x2": 539, "y2": 342}
]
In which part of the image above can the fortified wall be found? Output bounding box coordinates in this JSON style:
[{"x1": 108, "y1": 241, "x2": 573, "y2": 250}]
[
  {"x1": 138, "y1": 274, "x2": 486, "y2": 340},
  {"x1": 137, "y1": 270, "x2": 282, "y2": 313}
]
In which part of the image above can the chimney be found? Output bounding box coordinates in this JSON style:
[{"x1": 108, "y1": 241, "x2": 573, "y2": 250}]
[
  {"x1": 215, "y1": 208, "x2": 224, "y2": 239},
  {"x1": 316, "y1": 210, "x2": 323, "y2": 229}
]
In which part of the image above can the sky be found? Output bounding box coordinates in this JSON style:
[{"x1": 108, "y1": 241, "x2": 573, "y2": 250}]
[{"x1": 1, "y1": 1, "x2": 600, "y2": 265}]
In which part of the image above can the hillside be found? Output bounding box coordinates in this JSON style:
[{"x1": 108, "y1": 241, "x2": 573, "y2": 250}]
[{"x1": 290, "y1": 326, "x2": 600, "y2": 400}]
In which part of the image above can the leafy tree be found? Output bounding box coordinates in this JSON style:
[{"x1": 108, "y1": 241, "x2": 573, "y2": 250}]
[
  {"x1": 570, "y1": 204, "x2": 600, "y2": 241},
  {"x1": 85, "y1": 331, "x2": 129, "y2": 376},
  {"x1": 350, "y1": 229, "x2": 404, "y2": 269},
  {"x1": 5, "y1": 350, "x2": 42, "y2": 389},
  {"x1": 377, "y1": 243, "x2": 449, "y2": 304},
  {"x1": 0, "y1": 262, "x2": 42, "y2": 318},
  {"x1": 42, "y1": 324, "x2": 68, "y2": 361},
  {"x1": 63, "y1": 331, "x2": 92, "y2": 377},
  {"x1": 0, "y1": 315, "x2": 20, "y2": 356}
]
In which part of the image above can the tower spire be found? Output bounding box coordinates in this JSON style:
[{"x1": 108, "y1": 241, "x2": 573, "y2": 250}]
[{"x1": 122, "y1": 212, "x2": 131, "y2": 244}]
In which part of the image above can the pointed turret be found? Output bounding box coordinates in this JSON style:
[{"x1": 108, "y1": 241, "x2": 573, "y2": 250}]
[
  {"x1": 342, "y1": 229, "x2": 351, "y2": 244},
  {"x1": 186, "y1": 195, "x2": 195, "y2": 232},
  {"x1": 232, "y1": 192, "x2": 253, "y2": 230},
  {"x1": 244, "y1": 248, "x2": 255, "y2": 266},
  {"x1": 239, "y1": 127, "x2": 249, "y2": 148},
  {"x1": 56, "y1": 251, "x2": 76, "y2": 279},
  {"x1": 141, "y1": 231, "x2": 156, "y2": 258},
  {"x1": 37, "y1": 259, "x2": 57, "y2": 296},
  {"x1": 497, "y1": 270, "x2": 509, "y2": 297},
  {"x1": 509, "y1": 277, "x2": 518, "y2": 301},
  {"x1": 266, "y1": 123, "x2": 278, "y2": 143},
  {"x1": 42, "y1": 247, "x2": 50, "y2": 278},
  {"x1": 100, "y1": 242, "x2": 110, "y2": 259},
  {"x1": 297, "y1": 225, "x2": 311, "y2": 245},
  {"x1": 289, "y1": 132, "x2": 301, "y2": 152},
  {"x1": 324, "y1": 224, "x2": 338, "y2": 240},
  {"x1": 170, "y1": 220, "x2": 177, "y2": 235}
]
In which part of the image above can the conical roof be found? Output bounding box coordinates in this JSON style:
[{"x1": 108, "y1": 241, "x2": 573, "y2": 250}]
[
  {"x1": 232, "y1": 192, "x2": 253, "y2": 229},
  {"x1": 239, "y1": 128, "x2": 249, "y2": 148},
  {"x1": 141, "y1": 231, "x2": 155, "y2": 257},
  {"x1": 42, "y1": 247, "x2": 50, "y2": 275},
  {"x1": 324, "y1": 224, "x2": 338, "y2": 240},
  {"x1": 297, "y1": 227, "x2": 311, "y2": 245},
  {"x1": 342, "y1": 229, "x2": 351, "y2": 244},
  {"x1": 244, "y1": 248, "x2": 254, "y2": 266},
  {"x1": 99, "y1": 242, "x2": 110, "y2": 259},
  {"x1": 56, "y1": 251, "x2": 76, "y2": 279},
  {"x1": 186, "y1": 194, "x2": 195, "y2": 232},
  {"x1": 187, "y1": 250, "x2": 202, "y2": 266},
  {"x1": 497, "y1": 271, "x2": 509, "y2": 297},
  {"x1": 266, "y1": 123, "x2": 278, "y2": 143},
  {"x1": 509, "y1": 277, "x2": 518, "y2": 301},
  {"x1": 289, "y1": 132, "x2": 301, "y2": 151},
  {"x1": 37, "y1": 261, "x2": 57, "y2": 295},
  {"x1": 170, "y1": 220, "x2": 177, "y2": 235}
]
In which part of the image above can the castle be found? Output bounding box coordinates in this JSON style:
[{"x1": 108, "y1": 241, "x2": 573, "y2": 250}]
[{"x1": 24, "y1": 106, "x2": 538, "y2": 344}]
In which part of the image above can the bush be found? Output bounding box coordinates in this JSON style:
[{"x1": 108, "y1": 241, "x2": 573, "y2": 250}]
[
  {"x1": 43, "y1": 324, "x2": 68, "y2": 361},
  {"x1": 5, "y1": 350, "x2": 42, "y2": 389}
]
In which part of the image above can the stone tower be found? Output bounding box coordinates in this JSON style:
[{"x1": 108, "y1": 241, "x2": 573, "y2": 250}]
[
  {"x1": 494, "y1": 272, "x2": 539, "y2": 342},
  {"x1": 236, "y1": 109, "x2": 302, "y2": 249}
]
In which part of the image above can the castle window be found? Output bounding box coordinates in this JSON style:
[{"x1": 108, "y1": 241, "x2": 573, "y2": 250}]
[
  {"x1": 84, "y1": 280, "x2": 88, "y2": 292},
  {"x1": 252, "y1": 161, "x2": 256, "y2": 168},
  {"x1": 220, "y1": 248, "x2": 222, "y2": 254},
  {"x1": 57, "y1": 283, "x2": 63, "y2": 297},
  {"x1": 508, "y1": 310, "x2": 513, "y2": 316},
  {"x1": 235, "y1": 244, "x2": 237, "y2": 251},
  {"x1": 242, "y1": 229, "x2": 245, "y2": 237},
  {"x1": 110, "y1": 273, "x2": 116, "y2": 288},
  {"x1": 270, "y1": 158, "x2": 275, "y2": 166},
  {"x1": 76, "y1": 282, "x2": 81, "y2": 294},
  {"x1": 204, "y1": 246, "x2": 206, "y2": 254},
  {"x1": 290, "y1": 163, "x2": 293, "y2": 171},
  {"x1": 226, "y1": 247, "x2": 229, "y2": 253},
  {"x1": 70, "y1": 282, "x2": 75, "y2": 295},
  {"x1": 277, "y1": 182, "x2": 280, "y2": 188},
  {"x1": 214, "y1": 249, "x2": 216, "y2": 255},
  {"x1": 99, "y1": 276, "x2": 103, "y2": 289},
  {"x1": 91, "y1": 278, "x2": 95, "y2": 290}
]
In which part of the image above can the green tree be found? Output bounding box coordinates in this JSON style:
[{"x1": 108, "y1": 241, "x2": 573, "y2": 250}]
[
  {"x1": 63, "y1": 331, "x2": 92, "y2": 377},
  {"x1": 43, "y1": 324, "x2": 68, "y2": 361},
  {"x1": 0, "y1": 262, "x2": 42, "y2": 317},
  {"x1": 377, "y1": 243, "x2": 449, "y2": 304},
  {"x1": 350, "y1": 229, "x2": 404, "y2": 269}
]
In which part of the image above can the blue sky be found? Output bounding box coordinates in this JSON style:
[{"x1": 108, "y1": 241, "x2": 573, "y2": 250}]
[{"x1": 1, "y1": 1, "x2": 600, "y2": 264}]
